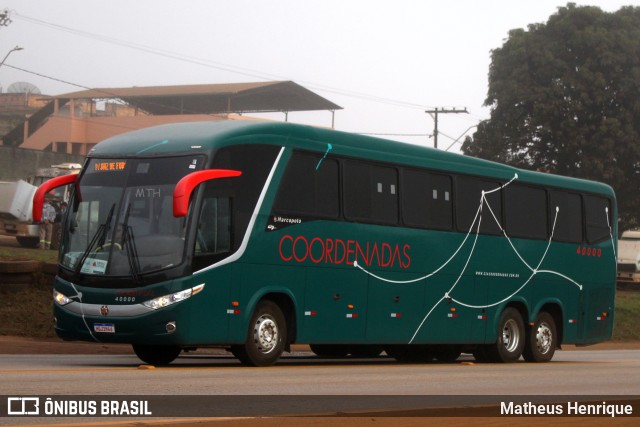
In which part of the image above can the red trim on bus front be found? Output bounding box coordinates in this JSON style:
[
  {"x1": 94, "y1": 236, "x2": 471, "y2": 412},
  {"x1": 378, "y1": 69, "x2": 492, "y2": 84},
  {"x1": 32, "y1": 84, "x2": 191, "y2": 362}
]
[
  {"x1": 173, "y1": 169, "x2": 242, "y2": 217},
  {"x1": 32, "y1": 174, "x2": 78, "y2": 222}
]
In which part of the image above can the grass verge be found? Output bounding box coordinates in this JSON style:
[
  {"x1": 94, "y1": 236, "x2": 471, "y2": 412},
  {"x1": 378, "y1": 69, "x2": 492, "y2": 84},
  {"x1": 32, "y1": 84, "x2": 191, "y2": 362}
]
[
  {"x1": 0, "y1": 245, "x2": 58, "y2": 263},
  {"x1": 613, "y1": 289, "x2": 640, "y2": 340}
]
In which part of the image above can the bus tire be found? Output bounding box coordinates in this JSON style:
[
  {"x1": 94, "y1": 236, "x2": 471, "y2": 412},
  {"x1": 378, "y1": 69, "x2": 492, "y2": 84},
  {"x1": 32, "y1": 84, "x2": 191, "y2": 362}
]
[
  {"x1": 486, "y1": 307, "x2": 525, "y2": 363},
  {"x1": 132, "y1": 344, "x2": 181, "y2": 366},
  {"x1": 309, "y1": 344, "x2": 349, "y2": 358},
  {"x1": 232, "y1": 300, "x2": 286, "y2": 367},
  {"x1": 523, "y1": 312, "x2": 557, "y2": 363}
]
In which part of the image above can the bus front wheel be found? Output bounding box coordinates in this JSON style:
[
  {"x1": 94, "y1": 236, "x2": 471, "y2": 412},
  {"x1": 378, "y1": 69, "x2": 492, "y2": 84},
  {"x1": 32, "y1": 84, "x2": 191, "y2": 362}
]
[
  {"x1": 132, "y1": 344, "x2": 181, "y2": 366},
  {"x1": 523, "y1": 312, "x2": 557, "y2": 363},
  {"x1": 231, "y1": 300, "x2": 287, "y2": 367}
]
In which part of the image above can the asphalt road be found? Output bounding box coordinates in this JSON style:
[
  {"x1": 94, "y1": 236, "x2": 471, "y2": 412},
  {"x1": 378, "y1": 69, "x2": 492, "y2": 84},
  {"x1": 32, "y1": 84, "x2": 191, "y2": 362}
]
[
  {"x1": 1, "y1": 348, "x2": 639, "y2": 425},
  {"x1": 2, "y1": 348, "x2": 639, "y2": 395}
]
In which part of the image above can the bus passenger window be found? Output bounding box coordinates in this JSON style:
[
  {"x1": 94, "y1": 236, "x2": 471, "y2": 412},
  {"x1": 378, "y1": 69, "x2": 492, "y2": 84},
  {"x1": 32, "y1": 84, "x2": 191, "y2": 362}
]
[
  {"x1": 344, "y1": 161, "x2": 398, "y2": 225},
  {"x1": 549, "y1": 191, "x2": 583, "y2": 243},
  {"x1": 585, "y1": 195, "x2": 611, "y2": 244},
  {"x1": 456, "y1": 176, "x2": 503, "y2": 235},
  {"x1": 504, "y1": 185, "x2": 548, "y2": 240},
  {"x1": 402, "y1": 169, "x2": 452, "y2": 230},
  {"x1": 272, "y1": 151, "x2": 339, "y2": 219}
]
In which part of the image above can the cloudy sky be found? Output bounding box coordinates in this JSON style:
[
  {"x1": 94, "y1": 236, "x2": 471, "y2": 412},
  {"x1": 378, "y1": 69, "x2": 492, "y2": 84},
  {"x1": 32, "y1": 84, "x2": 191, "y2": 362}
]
[{"x1": 0, "y1": 0, "x2": 637, "y2": 152}]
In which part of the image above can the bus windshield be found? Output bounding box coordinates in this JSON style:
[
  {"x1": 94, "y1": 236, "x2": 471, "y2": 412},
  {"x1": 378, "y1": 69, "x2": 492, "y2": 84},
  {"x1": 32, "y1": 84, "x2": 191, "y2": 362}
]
[{"x1": 61, "y1": 156, "x2": 204, "y2": 277}]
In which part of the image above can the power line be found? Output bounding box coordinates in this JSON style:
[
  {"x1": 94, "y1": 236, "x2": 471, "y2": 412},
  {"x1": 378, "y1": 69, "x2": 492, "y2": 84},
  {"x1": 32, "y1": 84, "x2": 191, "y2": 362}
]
[
  {"x1": 6, "y1": 13, "x2": 488, "y2": 145},
  {"x1": 13, "y1": 12, "x2": 439, "y2": 112}
]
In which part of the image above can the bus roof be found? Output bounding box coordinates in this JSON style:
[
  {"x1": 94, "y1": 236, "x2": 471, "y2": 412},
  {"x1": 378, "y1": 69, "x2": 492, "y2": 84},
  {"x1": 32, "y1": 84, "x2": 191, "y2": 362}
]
[{"x1": 88, "y1": 120, "x2": 615, "y2": 198}]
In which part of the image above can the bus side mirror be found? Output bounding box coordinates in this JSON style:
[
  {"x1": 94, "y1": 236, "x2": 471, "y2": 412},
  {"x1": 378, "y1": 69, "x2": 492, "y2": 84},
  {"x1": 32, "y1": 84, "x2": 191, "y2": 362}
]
[
  {"x1": 33, "y1": 174, "x2": 78, "y2": 222},
  {"x1": 173, "y1": 169, "x2": 242, "y2": 217}
]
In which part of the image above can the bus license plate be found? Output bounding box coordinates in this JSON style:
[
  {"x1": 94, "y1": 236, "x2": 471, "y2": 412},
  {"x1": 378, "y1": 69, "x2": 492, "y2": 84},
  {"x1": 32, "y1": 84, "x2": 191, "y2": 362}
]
[{"x1": 94, "y1": 323, "x2": 115, "y2": 333}]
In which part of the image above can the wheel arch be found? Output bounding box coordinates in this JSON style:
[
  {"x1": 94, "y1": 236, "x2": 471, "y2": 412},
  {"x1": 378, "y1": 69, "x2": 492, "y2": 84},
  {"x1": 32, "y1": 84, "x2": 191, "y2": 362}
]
[{"x1": 506, "y1": 299, "x2": 529, "y2": 326}]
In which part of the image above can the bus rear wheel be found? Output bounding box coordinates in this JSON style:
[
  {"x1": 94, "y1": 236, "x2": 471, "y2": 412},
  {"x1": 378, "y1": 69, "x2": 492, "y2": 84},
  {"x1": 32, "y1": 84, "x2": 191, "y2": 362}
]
[
  {"x1": 523, "y1": 312, "x2": 557, "y2": 363},
  {"x1": 231, "y1": 300, "x2": 287, "y2": 367},
  {"x1": 132, "y1": 344, "x2": 181, "y2": 366},
  {"x1": 485, "y1": 308, "x2": 525, "y2": 363}
]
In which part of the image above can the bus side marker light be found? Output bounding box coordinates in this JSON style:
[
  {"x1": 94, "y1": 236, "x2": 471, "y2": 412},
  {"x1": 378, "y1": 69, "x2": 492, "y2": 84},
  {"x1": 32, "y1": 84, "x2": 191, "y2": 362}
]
[
  {"x1": 391, "y1": 313, "x2": 401, "y2": 318},
  {"x1": 347, "y1": 304, "x2": 354, "y2": 309},
  {"x1": 226, "y1": 309, "x2": 241, "y2": 315},
  {"x1": 232, "y1": 301, "x2": 239, "y2": 307},
  {"x1": 569, "y1": 319, "x2": 577, "y2": 324},
  {"x1": 346, "y1": 313, "x2": 358, "y2": 318},
  {"x1": 477, "y1": 315, "x2": 487, "y2": 320},
  {"x1": 304, "y1": 311, "x2": 317, "y2": 316},
  {"x1": 448, "y1": 313, "x2": 458, "y2": 318}
]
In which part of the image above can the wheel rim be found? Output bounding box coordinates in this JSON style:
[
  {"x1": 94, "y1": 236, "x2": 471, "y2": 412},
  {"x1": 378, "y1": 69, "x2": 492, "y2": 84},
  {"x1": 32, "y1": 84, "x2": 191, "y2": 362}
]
[
  {"x1": 535, "y1": 321, "x2": 553, "y2": 355},
  {"x1": 253, "y1": 314, "x2": 278, "y2": 354},
  {"x1": 502, "y1": 318, "x2": 521, "y2": 353}
]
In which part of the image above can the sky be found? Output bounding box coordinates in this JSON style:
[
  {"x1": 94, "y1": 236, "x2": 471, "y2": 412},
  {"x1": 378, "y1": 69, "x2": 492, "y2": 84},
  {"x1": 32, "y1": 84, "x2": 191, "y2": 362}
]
[{"x1": 0, "y1": 0, "x2": 638, "y2": 153}]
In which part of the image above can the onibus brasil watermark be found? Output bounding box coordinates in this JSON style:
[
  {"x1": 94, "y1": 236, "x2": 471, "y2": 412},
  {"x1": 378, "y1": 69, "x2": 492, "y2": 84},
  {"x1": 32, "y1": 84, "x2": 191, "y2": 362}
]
[{"x1": 6, "y1": 397, "x2": 151, "y2": 416}]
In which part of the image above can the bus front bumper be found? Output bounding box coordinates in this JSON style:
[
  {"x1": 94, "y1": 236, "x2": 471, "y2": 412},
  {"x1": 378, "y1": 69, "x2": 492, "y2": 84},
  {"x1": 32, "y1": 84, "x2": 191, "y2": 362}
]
[{"x1": 53, "y1": 299, "x2": 189, "y2": 345}]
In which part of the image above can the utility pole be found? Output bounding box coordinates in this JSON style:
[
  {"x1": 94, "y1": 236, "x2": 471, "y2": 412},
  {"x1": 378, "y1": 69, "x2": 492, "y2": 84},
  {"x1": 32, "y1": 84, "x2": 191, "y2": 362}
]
[{"x1": 425, "y1": 107, "x2": 468, "y2": 149}]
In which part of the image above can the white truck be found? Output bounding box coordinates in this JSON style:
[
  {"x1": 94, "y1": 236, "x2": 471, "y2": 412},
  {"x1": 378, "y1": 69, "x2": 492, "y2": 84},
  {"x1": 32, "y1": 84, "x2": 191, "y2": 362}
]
[
  {"x1": 617, "y1": 229, "x2": 640, "y2": 284},
  {"x1": 0, "y1": 163, "x2": 81, "y2": 248}
]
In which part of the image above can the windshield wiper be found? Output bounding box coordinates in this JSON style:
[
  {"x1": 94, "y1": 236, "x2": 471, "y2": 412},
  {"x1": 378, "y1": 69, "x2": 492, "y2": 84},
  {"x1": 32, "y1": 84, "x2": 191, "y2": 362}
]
[
  {"x1": 74, "y1": 203, "x2": 115, "y2": 274},
  {"x1": 121, "y1": 203, "x2": 142, "y2": 283}
]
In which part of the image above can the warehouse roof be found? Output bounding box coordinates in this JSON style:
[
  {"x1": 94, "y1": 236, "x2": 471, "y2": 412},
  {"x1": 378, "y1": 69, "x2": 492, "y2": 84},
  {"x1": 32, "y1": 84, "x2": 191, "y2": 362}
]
[{"x1": 56, "y1": 81, "x2": 342, "y2": 115}]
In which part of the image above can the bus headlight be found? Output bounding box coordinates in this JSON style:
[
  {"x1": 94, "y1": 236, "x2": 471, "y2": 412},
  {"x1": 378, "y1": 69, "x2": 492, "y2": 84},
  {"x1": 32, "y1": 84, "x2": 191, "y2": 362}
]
[
  {"x1": 53, "y1": 290, "x2": 72, "y2": 306},
  {"x1": 143, "y1": 284, "x2": 205, "y2": 310}
]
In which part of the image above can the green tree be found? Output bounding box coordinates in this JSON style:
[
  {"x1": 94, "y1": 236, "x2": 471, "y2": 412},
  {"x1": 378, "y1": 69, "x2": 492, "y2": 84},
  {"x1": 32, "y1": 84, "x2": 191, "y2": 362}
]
[{"x1": 462, "y1": 3, "x2": 640, "y2": 230}]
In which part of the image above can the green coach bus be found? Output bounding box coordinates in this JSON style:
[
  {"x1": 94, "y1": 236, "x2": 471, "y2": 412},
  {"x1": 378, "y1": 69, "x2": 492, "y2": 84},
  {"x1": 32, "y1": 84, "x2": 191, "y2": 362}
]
[{"x1": 34, "y1": 121, "x2": 617, "y2": 366}]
